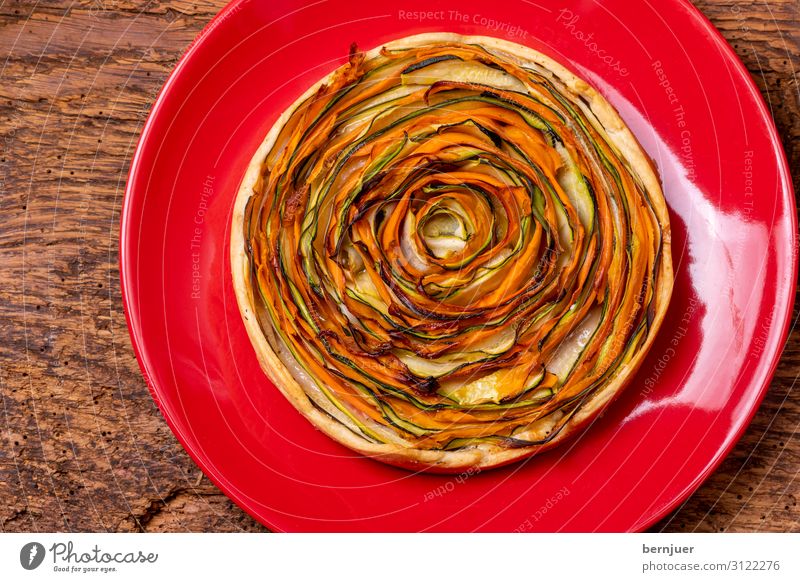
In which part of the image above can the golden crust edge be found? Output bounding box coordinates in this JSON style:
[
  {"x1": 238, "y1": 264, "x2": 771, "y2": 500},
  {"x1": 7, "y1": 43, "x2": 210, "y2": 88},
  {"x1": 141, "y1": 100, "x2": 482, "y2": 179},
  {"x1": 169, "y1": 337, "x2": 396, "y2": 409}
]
[{"x1": 230, "y1": 32, "x2": 674, "y2": 472}]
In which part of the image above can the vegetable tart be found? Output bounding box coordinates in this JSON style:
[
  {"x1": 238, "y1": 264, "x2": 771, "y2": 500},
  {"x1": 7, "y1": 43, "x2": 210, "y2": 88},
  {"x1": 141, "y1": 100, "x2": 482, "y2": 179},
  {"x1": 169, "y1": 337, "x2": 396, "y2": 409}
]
[{"x1": 231, "y1": 33, "x2": 673, "y2": 471}]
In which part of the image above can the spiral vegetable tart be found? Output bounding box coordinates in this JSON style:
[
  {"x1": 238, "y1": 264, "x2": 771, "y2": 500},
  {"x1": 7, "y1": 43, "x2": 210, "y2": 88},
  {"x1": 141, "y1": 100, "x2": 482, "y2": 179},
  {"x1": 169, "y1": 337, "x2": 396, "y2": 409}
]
[{"x1": 231, "y1": 33, "x2": 673, "y2": 471}]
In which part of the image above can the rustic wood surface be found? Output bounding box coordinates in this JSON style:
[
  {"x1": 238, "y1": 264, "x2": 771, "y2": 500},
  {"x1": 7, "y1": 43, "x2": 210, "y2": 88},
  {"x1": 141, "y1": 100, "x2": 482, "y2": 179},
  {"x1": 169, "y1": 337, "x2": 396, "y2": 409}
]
[{"x1": 0, "y1": 0, "x2": 798, "y2": 533}]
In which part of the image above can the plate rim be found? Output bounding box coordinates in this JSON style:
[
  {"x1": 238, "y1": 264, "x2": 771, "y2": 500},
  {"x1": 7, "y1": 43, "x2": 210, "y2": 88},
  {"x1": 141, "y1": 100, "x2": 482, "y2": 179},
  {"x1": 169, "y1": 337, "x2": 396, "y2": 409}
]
[{"x1": 119, "y1": 0, "x2": 798, "y2": 532}]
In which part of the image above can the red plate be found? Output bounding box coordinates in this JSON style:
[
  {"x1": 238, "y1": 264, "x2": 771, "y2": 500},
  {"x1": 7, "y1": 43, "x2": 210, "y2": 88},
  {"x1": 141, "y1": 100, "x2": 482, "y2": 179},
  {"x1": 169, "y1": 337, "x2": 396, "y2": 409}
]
[{"x1": 120, "y1": 0, "x2": 796, "y2": 531}]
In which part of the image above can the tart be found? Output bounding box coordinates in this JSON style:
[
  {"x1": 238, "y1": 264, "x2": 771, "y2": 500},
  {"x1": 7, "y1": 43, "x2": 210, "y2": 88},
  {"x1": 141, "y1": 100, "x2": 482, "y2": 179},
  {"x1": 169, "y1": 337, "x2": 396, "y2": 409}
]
[{"x1": 231, "y1": 33, "x2": 673, "y2": 471}]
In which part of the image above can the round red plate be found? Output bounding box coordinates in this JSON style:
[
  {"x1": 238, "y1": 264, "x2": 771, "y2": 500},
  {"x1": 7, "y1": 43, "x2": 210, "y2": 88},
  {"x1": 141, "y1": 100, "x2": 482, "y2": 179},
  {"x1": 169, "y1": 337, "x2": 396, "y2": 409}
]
[{"x1": 120, "y1": 0, "x2": 797, "y2": 531}]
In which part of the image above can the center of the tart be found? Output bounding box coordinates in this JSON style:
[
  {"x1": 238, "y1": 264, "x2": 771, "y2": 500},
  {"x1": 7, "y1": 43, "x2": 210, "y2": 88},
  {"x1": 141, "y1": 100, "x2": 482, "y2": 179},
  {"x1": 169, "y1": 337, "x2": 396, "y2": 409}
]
[{"x1": 418, "y1": 207, "x2": 469, "y2": 259}]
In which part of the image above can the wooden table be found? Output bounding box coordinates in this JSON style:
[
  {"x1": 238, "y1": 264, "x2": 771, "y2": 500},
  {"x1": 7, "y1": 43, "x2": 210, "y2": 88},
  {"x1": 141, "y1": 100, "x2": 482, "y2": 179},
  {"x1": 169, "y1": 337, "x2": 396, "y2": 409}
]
[{"x1": 1, "y1": 0, "x2": 798, "y2": 533}]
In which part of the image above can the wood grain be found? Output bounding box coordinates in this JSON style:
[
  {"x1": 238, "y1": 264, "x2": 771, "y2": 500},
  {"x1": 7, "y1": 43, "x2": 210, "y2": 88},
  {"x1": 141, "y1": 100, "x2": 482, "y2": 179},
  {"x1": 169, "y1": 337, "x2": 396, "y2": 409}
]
[{"x1": 0, "y1": 0, "x2": 798, "y2": 532}]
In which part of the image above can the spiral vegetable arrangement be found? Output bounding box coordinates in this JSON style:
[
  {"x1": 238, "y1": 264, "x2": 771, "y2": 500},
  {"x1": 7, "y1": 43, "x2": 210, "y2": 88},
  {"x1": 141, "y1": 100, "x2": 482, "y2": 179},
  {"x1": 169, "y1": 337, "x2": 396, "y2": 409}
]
[{"x1": 234, "y1": 34, "x2": 672, "y2": 470}]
